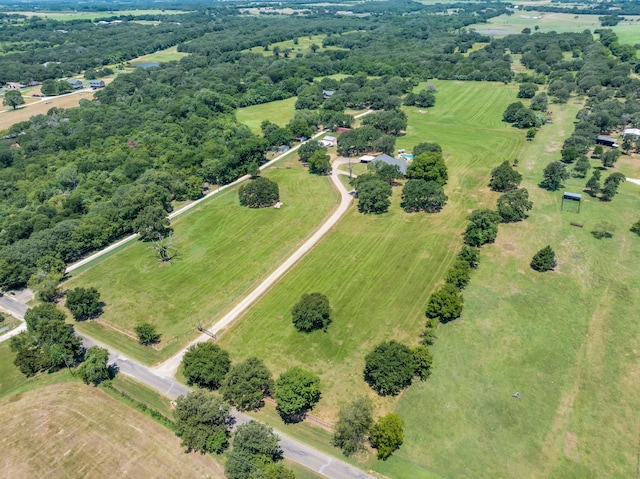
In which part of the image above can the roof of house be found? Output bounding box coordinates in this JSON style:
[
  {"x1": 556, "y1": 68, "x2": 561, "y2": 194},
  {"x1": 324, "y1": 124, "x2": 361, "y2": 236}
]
[
  {"x1": 597, "y1": 135, "x2": 617, "y2": 142},
  {"x1": 373, "y1": 153, "x2": 408, "y2": 175},
  {"x1": 359, "y1": 155, "x2": 376, "y2": 162},
  {"x1": 322, "y1": 90, "x2": 334, "y2": 97},
  {"x1": 624, "y1": 128, "x2": 640, "y2": 136},
  {"x1": 323, "y1": 135, "x2": 337, "y2": 142},
  {"x1": 563, "y1": 192, "x2": 582, "y2": 200}
]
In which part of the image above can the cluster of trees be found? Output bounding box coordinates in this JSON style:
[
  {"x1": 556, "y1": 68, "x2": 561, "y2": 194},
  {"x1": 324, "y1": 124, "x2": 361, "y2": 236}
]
[
  {"x1": 10, "y1": 303, "x2": 113, "y2": 385},
  {"x1": 349, "y1": 161, "x2": 403, "y2": 214},
  {"x1": 337, "y1": 125, "x2": 395, "y2": 157},
  {"x1": 333, "y1": 397, "x2": 405, "y2": 460},
  {"x1": 585, "y1": 169, "x2": 626, "y2": 201},
  {"x1": 489, "y1": 161, "x2": 533, "y2": 222},
  {"x1": 181, "y1": 342, "x2": 321, "y2": 420},
  {"x1": 503, "y1": 101, "x2": 545, "y2": 129},
  {"x1": 403, "y1": 86, "x2": 436, "y2": 108}
]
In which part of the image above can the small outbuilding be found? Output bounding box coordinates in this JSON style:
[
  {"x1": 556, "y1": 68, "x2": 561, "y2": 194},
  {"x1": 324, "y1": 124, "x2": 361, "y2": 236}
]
[
  {"x1": 623, "y1": 128, "x2": 640, "y2": 138},
  {"x1": 595, "y1": 135, "x2": 618, "y2": 148},
  {"x1": 89, "y1": 80, "x2": 105, "y2": 89},
  {"x1": 562, "y1": 191, "x2": 582, "y2": 213},
  {"x1": 322, "y1": 90, "x2": 335, "y2": 99},
  {"x1": 277, "y1": 145, "x2": 290, "y2": 153},
  {"x1": 319, "y1": 135, "x2": 337, "y2": 147},
  {"x1": 66, "y1": 79, "x2": 84, "y2": 89},
  {"x1": 5, "y1": 82, "x2": 24, "y2": 90},
  {"x1": 359, "y1": 154, "x2": 376, "y2": 163}
]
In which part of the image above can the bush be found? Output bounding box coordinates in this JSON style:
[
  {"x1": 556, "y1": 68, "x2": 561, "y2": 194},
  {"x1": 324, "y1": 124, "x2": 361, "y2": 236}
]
[
  {"x1": 134, "y1": 322, "x2": 160, "y2": 345},
  {"x1": 530, "y1": 246, "x2": 557, "y2": 272},
  {"x1": 444, "y1": 259, "x2": 471, "y2": 290},
  {"x1": 333, "y1": 397, "x2": 373, "y2": 456},
  {"x1": 369, "y1": 413, "x2": 404, "y2": 460},
  {"x1": 291, "y1": 292, "x2": 331, "y2": 332},
  {"x1": 457, "y1": 245, "x2": 480, "y2": 269},
  {"x1": 631, "y1": 220, "x2": 640, "y2": 236},
  {"x1": 65, "y1": 287, "x2": 102, "y2": 321},
  {"x1": 425, "y1": 284, "x2": 463, "y2": 323},
  {"x1": 412, "y1": 345, "x2": 433, "y2": 380},
  {"x1": 238, "y1": 177, "x2": 279, "y2": 208},
  {"x1": 182, "y1": 342, "x2": 231, "y2": 390},
  {"x1": 364, "y1": 341, "x2": 416, "y2": 396}
]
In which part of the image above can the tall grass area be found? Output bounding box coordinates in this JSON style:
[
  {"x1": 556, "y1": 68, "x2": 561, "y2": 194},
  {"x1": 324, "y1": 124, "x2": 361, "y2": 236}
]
[
  {"x1": 218, "y1": 81, "x2": 524, "y2": 425},
  {"x1": 236, "y1": 97, "x2": 298, "y2": 134},
  {"x1": 387, "y1": 101, "x2": 640, "y2": 478},
  {"x1": 67, "y1": 161, "x2": 337, "y2": 365}
]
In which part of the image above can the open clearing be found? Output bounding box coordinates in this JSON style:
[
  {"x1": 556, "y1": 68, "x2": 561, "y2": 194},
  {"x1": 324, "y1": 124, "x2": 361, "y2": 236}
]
[
  {"x1": 0, "y1": 382, "x2": 223, "y2": 478},
  {"x1": 242, "y1": 34, "x2": 348, "y2": 57},
  {"x1": 128, "y1": 45, "x2": 188, "y2": 65},
  {"x1": 236, "y1": 97, "x2": 298, "y2": 134},
  {"x1": 68, "y1": 159, "x2": 337, "y2": 365},
  {"x1": 471, "y1": 11, "x2": 640, "y2": 46},
  {"x1": 218, "y1": 80, "x2": 524, "y2": 425},
  {"x1": 0, "y1": 91, "x2": 94, "y2": 131}
]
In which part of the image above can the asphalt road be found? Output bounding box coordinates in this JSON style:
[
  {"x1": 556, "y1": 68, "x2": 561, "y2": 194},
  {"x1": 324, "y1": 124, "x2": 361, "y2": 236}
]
[
  {"x1": 0, "y1": 294, "x2": 28, "y2": 342},
  {"x1": 81, "y1": 335, "x2": 374, "y2": 479}
]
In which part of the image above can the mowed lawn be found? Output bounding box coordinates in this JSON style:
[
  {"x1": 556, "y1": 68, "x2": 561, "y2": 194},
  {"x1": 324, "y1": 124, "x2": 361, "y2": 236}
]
[
  {"x1": 0, "y1": 382, "x2": 224, "y2": 478},
  {"x1": 384, "y1": 100, "x2": 640, "y2": 478},
  {"x1": 218, "y1": 81, "x2": 525, "y2": 424},
  {"x1": 129, "y1": 45, "x2": 188, "y2": 65},
  {"x1": 68, "y1": 161, "x2": 337, "y2": 365},
  {"x1": 236, "y1": 97, "x2": 297, "y2": 134}
]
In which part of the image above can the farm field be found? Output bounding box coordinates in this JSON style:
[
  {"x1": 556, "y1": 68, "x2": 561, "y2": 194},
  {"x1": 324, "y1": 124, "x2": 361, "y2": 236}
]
[
  {"x1": 470, "y1": 11, "x2": 640, "y2": 45},
  {"x1": 68, "y1": 159, "x2": 337, "y2": 365},
  {"x1": 236, "y1": 97, "x2": 298, "y2": 134},
  {"x1": 218, "y1": 80, "x2": 525, "y2": 426},
  {"x1": 0, "y1": 382, "x2": 224, "y2": 478},
  {"x1": 386, "y1": 105, "x2": 640, "y2": 478}
]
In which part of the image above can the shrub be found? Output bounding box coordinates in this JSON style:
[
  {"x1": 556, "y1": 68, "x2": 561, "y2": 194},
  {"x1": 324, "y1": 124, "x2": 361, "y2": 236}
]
[
  {"x1": 369, "y1": 413, "x2": 404, "y2": 460},
  {"x1": 134, "y1": 322, "x2": 160, "y2": 345},
  {"x1": 531, "y1": 246, "x2": 557, "y2": 272}
]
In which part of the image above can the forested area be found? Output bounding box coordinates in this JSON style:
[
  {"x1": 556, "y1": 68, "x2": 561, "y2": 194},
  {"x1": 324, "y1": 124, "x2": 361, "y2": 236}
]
[{"x1": 0, "y1": 1, "x2": 638, "y2": 291}]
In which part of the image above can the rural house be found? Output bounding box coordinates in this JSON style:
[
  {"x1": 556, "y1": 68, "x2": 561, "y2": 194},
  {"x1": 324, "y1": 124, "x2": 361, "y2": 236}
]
[
  {"x1": 89, "y1": 80, "x2": 105, "y2": 89},
  {"x1": 66, "y1": 79, "x2": 84, "y2": 89}
]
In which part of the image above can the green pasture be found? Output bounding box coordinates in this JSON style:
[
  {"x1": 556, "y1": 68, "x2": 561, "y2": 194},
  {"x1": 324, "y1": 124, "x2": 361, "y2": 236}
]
[
  {"x1": 470, "y1": 11, "x2": 640, "y2": 45},
  {"x1": 242, "y1": 34, "x2": 348, "y2": 57},
  {"x1": 68, "y1": 161, "x2": 337, "y2": 365},
  {"x1": 386, "y1": 101, "x2": 640, "y2": 478},
  {"x1": 236, "y1": 97, "x2": 298, "y2": 133},
  {"x1": 218, "y1": 81, "x2": 524, "y2": 424},
  {"x1": 128, "y1": 45, "x2": 188, "y2": 65}
]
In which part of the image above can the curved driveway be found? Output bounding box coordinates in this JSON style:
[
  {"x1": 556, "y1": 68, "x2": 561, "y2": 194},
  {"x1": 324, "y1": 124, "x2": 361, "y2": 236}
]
[{"x1": 153, "y1": 156, "x2": 355, "y2": 376}]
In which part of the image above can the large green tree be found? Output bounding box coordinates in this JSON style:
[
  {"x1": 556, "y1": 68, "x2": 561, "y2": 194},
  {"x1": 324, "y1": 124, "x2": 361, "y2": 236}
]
[
  {"x1": 174, "y1": 391, "x2": 232, "y2": 454},
  {"x1": 333, "y1": 397, "x2": 373, "y2": 456},
  {"x1": 182, "y1": 342, "x2": 231, "y2": 390},
  {"x1": 369, "y1": 413, "x2": 404, "y2": 460},
  {"x1": 134, "y1": 322, "x2": 160, "y2": 345},
  {"x1": 406, "y1": 151, "x2": 448, "y2": 185},
  {"x1": 221, "y1": 357, "x2": 274, "y2": 411},
  {"x1": 3, "y1": 90, "x2": 25, "y2": 110},
  {"x1": 274, "y1": 367, "x2": 321, "y2": 420},
  {"x1": 239, "y1": 177, "x2": 280, "y2": 208},
  {"x1": 355, "y1": 177, "x2": 392, "y2": 214},
  {"x1": 225, "y1": 421, "x2": 283, "y2": 479},
  {"x1": 489, "y1": 161, "x2": 522, "y2": 192},
  {"x1": 425, "y1": 284, "x2": 463, "y2": 323},
  {"x1": 541, "y1": 161, "x2": 569, "y2": 191},
  {"x1": 401, "y1": 179, "x2": 447, "y2": 213},
  {"x1": 10, "y1": 303, "x2": 83, "y2": 377},
  {"x1": 364, "y1": 340, "x2": 416, "y2": 396},
  {"x1": 497, "y1": 188, "x2": 533, "y2": 222},
  {"x1": 291, "y1": 292, "x2": 331, "y2": 332},
  {"x1": 65, "y1": 287, "x2": 102, "y2": 321},
  {"x1": 79, "y1": 346, "x2": 112, "y2": 385},
  {"x1": 133, "y1": 204, "x2": 172, "y2": 241},
  {"x1": 463, "y1": 209, "x2": 501, "y2": 247}
]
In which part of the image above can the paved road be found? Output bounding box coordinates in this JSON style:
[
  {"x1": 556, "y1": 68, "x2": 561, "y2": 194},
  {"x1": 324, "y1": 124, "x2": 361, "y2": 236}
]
[
  {"x1": 81, "y1": 334, "x2": 374, "y2": 479},
  {"x1": 153, "y1": 154, "x2": 356, "y2": 377},
  {"x1": 0, "y1": 294, "x2": 28, "y2": 342},
  {"x1": 65, "y1": 128, "x2": 331, "y2": 274}
]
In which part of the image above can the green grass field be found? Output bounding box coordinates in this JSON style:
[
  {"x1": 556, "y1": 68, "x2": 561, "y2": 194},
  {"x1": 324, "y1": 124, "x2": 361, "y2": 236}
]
[
  {"x1": 218, "y1": 81, "x2": 525, "y2": 425},
  {"x1": 384, "y1": 103, "x2": 640, "y2": 478},
  {"x1": 470, "y1": 11, "x2": 640, "y2": 46},
  {"x1": 68, "y1": 159, "x2": 337, "y2": 365},
  {"x1": 242, "y1": 34, "x2": 348, "y2": 57},
  {"x1": 236, "y1": 97, "x2": 298, "y2": 133},
  {"x1": 128, "y1": 45, "x2": 188, "y2": 65}
]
